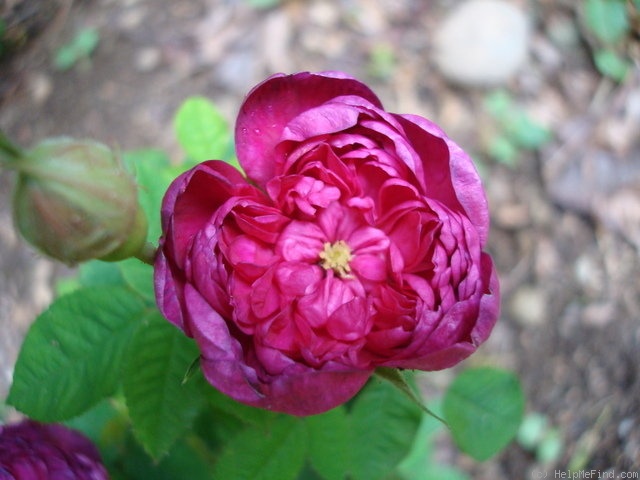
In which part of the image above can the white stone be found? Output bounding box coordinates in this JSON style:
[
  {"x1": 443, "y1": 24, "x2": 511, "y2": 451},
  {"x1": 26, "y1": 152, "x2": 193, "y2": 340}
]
[
  {"x1": 434, "y1": 0, "x2": 530, "y2": 87},
  {"x1": 135, "y1": 48, "x2": 161, "y2": 72},
  {"x1": 510, "y1": 285, "x2": 547, "y2": 327}
]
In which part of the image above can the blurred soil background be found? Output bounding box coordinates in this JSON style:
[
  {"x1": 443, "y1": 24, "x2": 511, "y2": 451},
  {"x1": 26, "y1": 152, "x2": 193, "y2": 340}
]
[{"x1": 1, "y1": 0, "x2": 639, "y2": 477}]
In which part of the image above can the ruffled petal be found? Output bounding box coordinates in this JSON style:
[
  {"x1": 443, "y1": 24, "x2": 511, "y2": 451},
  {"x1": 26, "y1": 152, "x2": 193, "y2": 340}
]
[
  {"x1": 394, "y1": 113, "x2": 490, "y2": 245},
  {"x1": 236, "y1": 72, "x2": 383, "y2": 186}
]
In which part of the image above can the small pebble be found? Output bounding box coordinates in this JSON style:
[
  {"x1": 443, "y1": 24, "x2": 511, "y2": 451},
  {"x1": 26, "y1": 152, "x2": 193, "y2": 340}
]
[
  {"x1": 617, "y1": 418, "x2": 634, "y2": 439},
  {"x1": 574, "y1": 254, "x2": 605, "y2": 296},
  {"x1": 118, "y1": 6, "x2": 146, "y2": 30},
  {"x1": 582, "y1": 302, "x2": 616, "y2": 328},
  {"x1": 510, "y1": 285, "x2": 547, "y2": 327},
  {"x1": 28, "y1": 73, "x2": 52, "y2": 105},
  {"x1": 135, "y1": 48, "x2": 161, "y2": 72},
  {"x1": 434, "y1": 0, "x2": 530, "y2": 87},
  {"x1": 308, "y1": 1, "x2": 340, "y2": 28}
]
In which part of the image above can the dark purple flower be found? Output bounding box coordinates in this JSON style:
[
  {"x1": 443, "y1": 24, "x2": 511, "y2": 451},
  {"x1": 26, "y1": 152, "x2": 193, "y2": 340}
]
[
  {"x1": 0, "y1": 420, "x2": 109, "y2": 480},
  {"x1": 155, "y1": 71, "x2": 500, "y2": 416}
]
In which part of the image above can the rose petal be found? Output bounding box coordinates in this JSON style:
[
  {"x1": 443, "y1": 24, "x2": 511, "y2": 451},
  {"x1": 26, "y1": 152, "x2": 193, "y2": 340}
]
[
  {"x1": 395, "y1": 114, "x2": 490, "y2": 245},
  {"x1": 276, "y1": 261, "x2": 323, "y2": 297},
  {"x1": 277, "y1": 221, "x2": 325, "y2": 262},
  {"x1": 267, "y1": 175, "x2": 341, "y2": 217},
  {"x1": 256, "y1": 365, "x2": 372, "y2": 416},
  {"x1": 282, "y1": 100, "x2": 361, "y2": 142},
  {"x1": 470, "y1": 253, "x2": 500, "y2": 345},
  {"x1": 154, "y1": 250, "x2": 189, "y2": 334},
  {"x1": 236, "y1": 72, "x2": 383, "y2": 186},
  {"x1": 325, "y1": 296, "x2": 370, "y2": 341},
  {"x1": 162, "y1": 160, "x2": 250, "y2": 268},
  {"x1": 189, "y1": 281, "x2": 373, "y2": 415},
  {"x1": 351, "y1": 254, "x2": 387, "y2": 282},
  {"x1": 186, "y1": 285, "x2": 265, "y2": 398}
]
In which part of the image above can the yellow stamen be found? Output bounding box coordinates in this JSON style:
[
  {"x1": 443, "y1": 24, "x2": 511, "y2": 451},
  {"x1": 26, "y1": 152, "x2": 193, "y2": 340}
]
[{"x1": 319, "y1": 240, "x2": 353, "y2": 278}]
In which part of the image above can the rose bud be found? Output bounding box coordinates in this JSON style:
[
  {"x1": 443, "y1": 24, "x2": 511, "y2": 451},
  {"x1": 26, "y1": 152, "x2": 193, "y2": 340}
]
[
  {"x1": 11, "y1": 137, "x2": 147, "y2": 264},
  {"x1": 0, "y1": 419, "x2": 109, "y2": 479},
  {"x1": 155, "y1": 71, "x2": 500, "y2": 416}
]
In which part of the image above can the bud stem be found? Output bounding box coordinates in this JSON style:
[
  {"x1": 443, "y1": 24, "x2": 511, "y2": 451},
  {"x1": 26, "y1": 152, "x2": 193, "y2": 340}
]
[
  {"x1": 375, "y1": 367, "x2": 448, "y2": 426},
  {"x1": 134, "y1": 241, "x2": 158, "y2": 266},
  {"x1": 0, "y1": 130, "x2": 25, "y2": 165}
]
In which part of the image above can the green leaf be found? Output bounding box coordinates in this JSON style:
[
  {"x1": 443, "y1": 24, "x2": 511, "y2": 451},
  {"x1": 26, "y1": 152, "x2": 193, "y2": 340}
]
[
  {"x1": 485, "y1": 90, "x2": 551, "y2": 154},
  {"x1": 78, "y1": 259, "x2": 154, "y2": 303},
  {"x1": 517, "y1": 412, "x2": 548, "y2": 450},
  {"x1": 409, "y1": 466, "x2": 469, "y2": 480},
  {"x1": 56, "y1": 277, "x2": 81, "y2": 297},
  {"x1": 583, "y1": 0, "x2": 630, "y2": 44},
  {"x1": 79, "y1": 260, "x2": 125, "y2": 287},
  {"x1": 53, "y1": 27, "x2": 100, "y2": 70},
  {"x1": 350, "y1": 379, "x2": 422, "y2": 480},
  {"x1": 74, "y1": 28, "x2": 100, "y2": 54},
  {"x1": 508, "y1": 114, "x2": 551, "y2": 150},
  {"x1": 64, "y1": 398, "x2": 129, "y2": 466},
  {"x1": 246, "y1": 0, "x2": 282, "y2": 9},
  {"x1": 297, "y1": 464, "x2": 326, "y2": 480},
  {"x1": 488, "y1": 136, "x2": 518, "y2": 166},
  {"x1": 123, "y1": 312, "x2": 206, "y2": 459},
  {"x1": 397, "y1": 405, "x2": 470, "y2": 480},
  {"x1": 443, "y1": 367, "x2": 525, "y2": 461},
  {"x1": 122, "y1": 149, "x2": 173, "y2": 243},
  {"x1": 516, "y1": 413, "x2": 564, "y2": 464},
  {"x1": 484, "y1": 90, "x2": 513, "y2": 118},
  {"x1": 192, "y1": 406, "x2": 248, "y2": 452},
  {"x1": 212, "y1": 416, "x2": 307, "y2": 480},
  {"x1": 7, "y1": 287, "x2": 147, "y2": 421},
  {"x1": 537, "y1": 429, "x2": 564, "y2": 464},
  {"x1": 117, "y1": 431, "x2": 214, "y2": 480},
  {"x1": 204, "y1": 385, "x2": 279, "y2": 428},
  {"x1": 174, "y1": 97, "x2": 234, "y2": 165},
  {"x1": 397, "y1": 406, "x2": 443, "y2": 478},
  {"x1": 368, "y1": 43, "x2": 396, "y2": 79},
  {"x1": 375, "y1": 368, "x2": 446, "y2": 424},
  {"x1": 64, "y1": 398, "x2": 122, "y2": 446},
  {"x1": 118, "y1": 258, "x2": 154, "y2": 302},
  {"x1": 305, "y1": 407, "x2": 351, "y2": 480},
  {"x1": 594, "y1": 49, "x2": 630, "y2": 81}
]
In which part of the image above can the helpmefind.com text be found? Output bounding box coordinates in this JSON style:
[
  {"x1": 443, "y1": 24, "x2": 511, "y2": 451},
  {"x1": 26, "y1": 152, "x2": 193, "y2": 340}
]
[{"x1": 532, "y1": 470, "x2": 639, "y2": 479}]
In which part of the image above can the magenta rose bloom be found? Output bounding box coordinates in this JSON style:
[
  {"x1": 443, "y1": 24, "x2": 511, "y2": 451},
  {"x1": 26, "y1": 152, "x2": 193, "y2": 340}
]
[
  {"x1": 0, "y1": 420, "x2": 109, "y2": 479},
  {"x1": 155, "y1": 71, "x2": 499, "y2": 416}
]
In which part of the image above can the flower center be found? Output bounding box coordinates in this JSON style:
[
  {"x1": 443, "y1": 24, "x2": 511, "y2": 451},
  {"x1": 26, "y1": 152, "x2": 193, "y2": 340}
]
[{"x1": 319, "y1": 240, "x2": 353, "y2": 278}]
